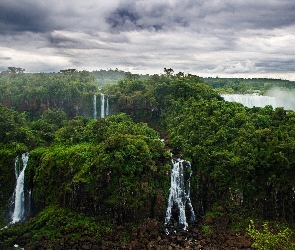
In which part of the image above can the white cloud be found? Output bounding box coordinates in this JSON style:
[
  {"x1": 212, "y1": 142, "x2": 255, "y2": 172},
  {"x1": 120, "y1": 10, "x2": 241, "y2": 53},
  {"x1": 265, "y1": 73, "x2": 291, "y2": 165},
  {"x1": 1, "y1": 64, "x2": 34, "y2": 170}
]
[{"x1": 0, "y1": 0, "x2": 294, "y2": 79}]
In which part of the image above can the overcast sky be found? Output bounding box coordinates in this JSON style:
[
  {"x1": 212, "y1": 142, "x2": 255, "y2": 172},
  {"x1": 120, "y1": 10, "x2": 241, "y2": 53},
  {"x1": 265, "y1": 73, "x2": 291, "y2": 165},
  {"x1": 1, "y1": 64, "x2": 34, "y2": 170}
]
[{"x1": 1, "y1": 0, "x2": 295, "y2": 80}]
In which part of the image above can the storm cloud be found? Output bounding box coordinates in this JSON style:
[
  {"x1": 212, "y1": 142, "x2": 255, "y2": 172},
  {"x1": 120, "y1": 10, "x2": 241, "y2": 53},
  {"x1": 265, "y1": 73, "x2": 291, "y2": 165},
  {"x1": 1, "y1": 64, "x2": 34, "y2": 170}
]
[{"x1": 0, "y1": 0, "x2": 294, "y2": 79}]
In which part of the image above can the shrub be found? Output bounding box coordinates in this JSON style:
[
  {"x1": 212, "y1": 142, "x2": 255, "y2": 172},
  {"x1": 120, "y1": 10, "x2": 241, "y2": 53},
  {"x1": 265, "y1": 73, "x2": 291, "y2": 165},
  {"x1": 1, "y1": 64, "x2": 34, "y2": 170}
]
[{"x1": 247, "y1": 220, "x2": 295, "y2": 250}]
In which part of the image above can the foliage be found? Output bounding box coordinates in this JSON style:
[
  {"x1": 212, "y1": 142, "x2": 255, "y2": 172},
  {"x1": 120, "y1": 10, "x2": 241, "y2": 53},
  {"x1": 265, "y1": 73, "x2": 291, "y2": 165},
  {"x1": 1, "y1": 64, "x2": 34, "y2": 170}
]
[
  {"x1": 247, "y1": 220, "x2": 295, "y2": 250},
  {"x1": 0, "y1": 149, "x2": 17, "y2": 227},
  {"x1": 164, "y1": 90, "x2": 295, "y2": 221},
  {"x1": 90, "y1": 69, "x2": 150, "y2": 86},
  {"x1": 0, "y1": 72, "x2": 97, "y2": 118},
  {"x1": 0, "y1": 104, "x2": 33, "y2": 224},
  {"x1": 25, "y1": 113, "x2": 170, "y2": 224},
  {"x1": 0, "y1": 103, "x2": 69, "y2": 148},
  {"x1": 0, "y1": 205, "x2": 112, "y2": 247},
  {"x1": 202, "y1": 225, "x2": 212, "y2": 235},
  {"x1": 2, "y1": 68, "x2": 295, "y2": 245},
  {"x1": 102, "y1": 70, "x2": 216, "y2": 129},
  {"x1": 204, "y1": 77, "x2": 295, "y2": 94},
  {"x1": 0, "y1": 104, "x2": 33, "y2": 149},
  {"x1": 30, "y1": 109, "x2": 68, "y2": 144}
]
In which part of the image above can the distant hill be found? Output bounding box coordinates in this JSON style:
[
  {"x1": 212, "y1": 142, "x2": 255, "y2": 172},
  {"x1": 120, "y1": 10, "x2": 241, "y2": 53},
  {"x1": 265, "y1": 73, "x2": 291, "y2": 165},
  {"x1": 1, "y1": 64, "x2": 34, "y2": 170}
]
[
  {"x1": 90, "y1": 69, "x2": 150, "y2": 86},
  {"x1": 203, "y1": 77, "x2": 295, "y2": 94}
]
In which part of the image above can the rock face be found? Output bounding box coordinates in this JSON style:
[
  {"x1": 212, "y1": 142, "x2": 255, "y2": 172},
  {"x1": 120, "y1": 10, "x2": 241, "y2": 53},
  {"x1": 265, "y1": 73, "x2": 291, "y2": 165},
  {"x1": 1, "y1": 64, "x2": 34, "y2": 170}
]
[{"x1": 13, "y1": 218, "x2": 254, "y2": 250}]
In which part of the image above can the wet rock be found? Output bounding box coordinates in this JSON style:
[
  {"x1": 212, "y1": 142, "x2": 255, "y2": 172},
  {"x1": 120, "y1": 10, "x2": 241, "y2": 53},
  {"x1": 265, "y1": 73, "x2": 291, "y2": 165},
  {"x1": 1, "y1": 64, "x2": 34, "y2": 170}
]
[
  {"x1": 5, "y1": 217, "x2": 256, "y2": 250},
  {"x1": 81, "y1": 244, "x2": 91, "y2": 250},
  {"x1": 195, "y1": 244, "x2": 202, "y2": 250}
]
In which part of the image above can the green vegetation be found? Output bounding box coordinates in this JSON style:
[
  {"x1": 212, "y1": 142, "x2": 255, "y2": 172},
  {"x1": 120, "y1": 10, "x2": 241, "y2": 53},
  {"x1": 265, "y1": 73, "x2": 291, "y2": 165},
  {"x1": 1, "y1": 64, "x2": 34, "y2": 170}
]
[
  {"x1": 202, "y1": 225, "x2": 212, "y2": 235},
  {"x1": 0, "y1": 205, "x2": 112, "y2": 248},
  {"x1": 25, "y1": 113, "x2": 171, "y2": 225},
  {"x1": 247, "y1": 220, "x2": 295, "y2": 250},
  {"x1": 163, "y1": 91, "x2": 295, "y2": 223},
  {"x1": 204, "y1": 77, "x2": 295, "y2": 94},
  {"x1": 1, "y1": 68, "x2": 295, "y2": 247},
  {"x1": 90, "y1": 69, "x2": 150, "y2": 86},
  {"x1": 0, "y1": 71, "x2": 97, "y2": 119}
]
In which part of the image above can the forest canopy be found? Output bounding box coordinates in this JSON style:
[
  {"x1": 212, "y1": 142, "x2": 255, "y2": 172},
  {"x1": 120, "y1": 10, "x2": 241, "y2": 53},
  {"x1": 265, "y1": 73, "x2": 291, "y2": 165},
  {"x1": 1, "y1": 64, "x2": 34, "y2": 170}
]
[{"x1": 1, "y1": 68, "x2": 295, "y2": 248}]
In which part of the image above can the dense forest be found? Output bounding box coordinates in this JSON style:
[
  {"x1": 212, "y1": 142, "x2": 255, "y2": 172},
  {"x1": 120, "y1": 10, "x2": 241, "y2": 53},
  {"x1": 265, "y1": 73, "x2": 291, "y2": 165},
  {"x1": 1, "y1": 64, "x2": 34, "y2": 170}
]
[
  {"x1": 1, "y1": 69, "x2": 295, "y2": 249},
  {"x1": 204, "y1": 77, "x2": 295, "y2": 94}
]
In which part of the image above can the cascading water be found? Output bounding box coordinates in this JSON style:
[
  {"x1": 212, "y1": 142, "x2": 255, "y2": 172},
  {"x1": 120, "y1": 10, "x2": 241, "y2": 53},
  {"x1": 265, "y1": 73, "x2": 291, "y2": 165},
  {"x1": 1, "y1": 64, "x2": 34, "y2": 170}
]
[
  {"x1": 106, "y1": 96, "x2": 109, "y2": 117},
  {"x1": 221, "y1": 94, "x2": 277, "y2": 108},
  {"x1": 11, "y1": 153, "x2": 29, "y2": 224},
  {"x1": 93, "y1": 94, "x2": 97, "y2": 119},
  {"x1": 101, "y1": 93, "x2": 105, "y2": 118},
  {"x1": 165, "y1": 158, "x2": 195, "y2": 230},
  {"x1": 100, "y1": 93, "x2": 109, "y2": 118}
]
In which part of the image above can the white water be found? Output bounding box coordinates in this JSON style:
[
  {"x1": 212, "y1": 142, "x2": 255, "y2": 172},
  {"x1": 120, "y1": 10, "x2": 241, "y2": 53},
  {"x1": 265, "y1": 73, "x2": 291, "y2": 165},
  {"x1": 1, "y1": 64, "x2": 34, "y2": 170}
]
[
  {"x1": 106, "y1": 96, "x2": 109, "y2": 117},
  {"x1": 221, "y1": 93, "x2": 295, "y2": 111},
  {"x1": 101, "y1": 93, "x2": 105, "y2": 118},
  {"x1": 11, "y1": 153, "x2": 29, "y2": 224},
  {"x1": 93, "y1": 94, "x2": 97, "y2": 119},
  {"x1": 165, "y1": 159, "x2": 195, "y2": 229},
  {"x1": 100, "y1": 93, "x2": 109, "y2": 118},
  {"x1": 221, "y1": 94, "x2": 277, "y2": 108}
]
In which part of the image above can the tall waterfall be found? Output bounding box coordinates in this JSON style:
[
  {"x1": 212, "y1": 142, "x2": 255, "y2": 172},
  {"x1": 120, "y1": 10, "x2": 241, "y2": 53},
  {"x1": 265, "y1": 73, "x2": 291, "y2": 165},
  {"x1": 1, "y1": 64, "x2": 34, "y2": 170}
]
[
  {"x1": 106, "y1": 96, "x2": 109, "y2": 117},
  {"x1": 221, "y1": 94, "x2": 277, "y2": 108},
  {"x1": 100, "y1": 93, "x2": 109, "y2": 118},
  {"x1": 93, "y1": 94, "x2": 97, "y2": 119},
  {"x1": 101, "y1": 93, "x2": 105, "y2": 118},
  {"x1": 165, "y1": 159, "x2": 195, "y2": 229},
  {"x1": 11, "y1": 153, "x2": 29, "y2": 224}
]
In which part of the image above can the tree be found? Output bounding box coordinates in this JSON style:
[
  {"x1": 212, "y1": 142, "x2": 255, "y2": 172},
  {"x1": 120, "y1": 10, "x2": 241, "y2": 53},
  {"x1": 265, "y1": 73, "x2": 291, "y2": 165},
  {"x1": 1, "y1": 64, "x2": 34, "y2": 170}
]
[
  {"x1": 59, "y1": 69, "x2": 77, "y2": 75},
  {"x1": 7, "y1": 67, "x2": 25, "y2": 74},
  {"x1": 163, "y1": 68, "x2": 174, "y2": 77}
]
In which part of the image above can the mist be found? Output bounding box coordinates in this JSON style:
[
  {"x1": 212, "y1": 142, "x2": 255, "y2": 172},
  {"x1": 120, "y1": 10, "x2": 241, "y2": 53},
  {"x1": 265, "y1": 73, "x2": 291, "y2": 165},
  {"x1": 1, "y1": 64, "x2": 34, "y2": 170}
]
[{"x1": 267, "y1": 88, "x2": 295, "y2": 111}]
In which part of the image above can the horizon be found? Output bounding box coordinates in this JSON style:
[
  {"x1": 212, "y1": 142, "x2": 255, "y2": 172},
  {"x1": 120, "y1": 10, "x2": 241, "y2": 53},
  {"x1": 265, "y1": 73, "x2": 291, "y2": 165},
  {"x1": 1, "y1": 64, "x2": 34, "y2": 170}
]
[{"x1": 2, "y1": 67, "x2": 295, "y2": 81}]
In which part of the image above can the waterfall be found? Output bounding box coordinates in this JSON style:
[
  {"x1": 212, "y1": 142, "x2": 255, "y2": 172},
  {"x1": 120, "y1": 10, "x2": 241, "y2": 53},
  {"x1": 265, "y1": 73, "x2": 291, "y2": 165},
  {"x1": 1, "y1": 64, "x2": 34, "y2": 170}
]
[
  {"x1": 100, "y1": 93, "x2": 109, "y2": 118},
  {"x1": 11, "y1": 153, "x2": 29, "y2": 224},
  {"x1": 93, "y1": 94, "x2": 97, "y2": 119},
  {"x1": 106, "y1": 96, "x2": 109, "y2": 117},
  {"x1": 165, "y1": 158, "x2": 195, "y2": 230},
  {"x1": 221, "y1": 94, "x2": 277, "y2": 108},
  {"x1": 101, "y1": 93, "x2": 105, "y2": 118},
  {"x1": 222, "y1": 93, "x2": 295, "y2": 111}
]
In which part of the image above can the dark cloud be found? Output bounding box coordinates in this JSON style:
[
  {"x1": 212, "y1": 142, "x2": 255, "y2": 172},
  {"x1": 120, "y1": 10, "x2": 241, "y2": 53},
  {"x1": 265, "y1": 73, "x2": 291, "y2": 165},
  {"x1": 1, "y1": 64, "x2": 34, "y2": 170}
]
[
  {"x1": 49, "y1": 33, "x2": 80, "y2": 48},
  {"x1": 198, "y1": 1, "x2": 295, "y2": 31},
  {"x1": 107, "y1": 6, "x2": 140, "y2": 30},
  {"x1": 48, "y1": 31, "x2": 123, "y2": 51},
  {"x1": 104, "y1": 1, "x2": 295, "y2": 33},
  {"x1": 0, "y1": 0, "x2": 294, "y2": 79},
  {"x1": 0, "y1": 0, "x2": 54, "y2": 34},
  {"x1": 255, "y1": 59, "x2": 295, "y2": 72},
  {"x1": 105, "y1": 2, "x2": 192, "y2": 32}
]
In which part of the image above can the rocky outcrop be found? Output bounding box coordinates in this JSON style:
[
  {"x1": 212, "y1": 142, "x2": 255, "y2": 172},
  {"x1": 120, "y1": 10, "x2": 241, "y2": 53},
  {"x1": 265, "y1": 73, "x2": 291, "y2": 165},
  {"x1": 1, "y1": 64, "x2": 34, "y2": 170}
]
[{"x1": 9, "y1": 218, "x2": 254, "y2": 250}]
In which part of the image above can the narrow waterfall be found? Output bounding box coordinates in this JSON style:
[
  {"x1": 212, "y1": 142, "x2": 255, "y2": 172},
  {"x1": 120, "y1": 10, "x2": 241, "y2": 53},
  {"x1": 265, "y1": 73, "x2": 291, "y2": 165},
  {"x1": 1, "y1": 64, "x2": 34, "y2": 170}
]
[
  {"x1": 100, "y1": 93, "x2": 109, "y2": 118},
  {"x1": 106, "y1": 96, "x2": 109, "y2": 117},
  {"x1": 165, "y1": 159, "x2": 195, "y2": 230},
  {"x1": 11, "y1": 153, "x2": 29, "y2": 223},
  {"x1": 221, "y1": 94, "x2": 277, "y2": 108},
  {"x1": 101, "y1": 93, "x2": 105, "y2": 118},
  {"x1": 93, "y1": 94, "x2": 97, "y2": 119}
]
